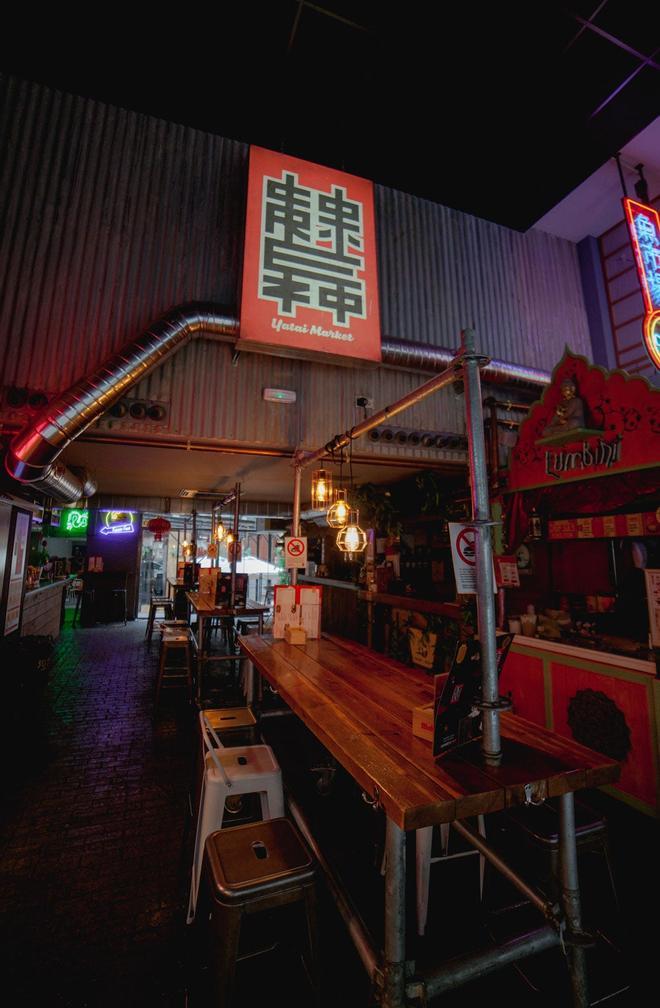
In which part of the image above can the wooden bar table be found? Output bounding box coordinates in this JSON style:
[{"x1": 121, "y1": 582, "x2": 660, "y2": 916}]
[
  {"x1": 186, "y1": 592, "x2": 269, "y2": 704},
  {"x1": 239, "y1": 632, "x2": 621, "y2": 1007}
]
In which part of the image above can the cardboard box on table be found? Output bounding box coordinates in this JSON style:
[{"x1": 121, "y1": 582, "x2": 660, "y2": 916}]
[{"x1": 273, "y1": 585, "x2": 322, "y2": 639}]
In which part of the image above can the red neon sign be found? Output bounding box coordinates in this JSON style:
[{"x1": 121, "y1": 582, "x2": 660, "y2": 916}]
[{"x1": 623, "y1": 197, "x2": 660, "y2": 369}]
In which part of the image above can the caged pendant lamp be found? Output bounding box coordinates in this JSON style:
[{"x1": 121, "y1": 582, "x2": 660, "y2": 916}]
[
  {"x1": 311, "y1": 468, "x2": 333, "y2": 510},
  {"x1": 327, "y1": 488, "x2": 350, "y2": 528},
  {"x1": 336, "y1": 509, "x2": 367, "y2": 558},
  {"x1": 215, "y1": 517, "x2": 226, "y2": 542}
]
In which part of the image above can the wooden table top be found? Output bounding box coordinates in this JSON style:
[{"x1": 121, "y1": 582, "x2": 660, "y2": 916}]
[
  {"x1": 186, "y1": 592, "x2": 269, "y2": 617},
  {"x1": 239, "y1": 633, "x2": 621, "y2": 831}
]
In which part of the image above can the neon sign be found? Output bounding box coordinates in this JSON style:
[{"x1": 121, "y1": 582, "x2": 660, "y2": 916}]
[
  {"x1": 99, "y1": 510, "x2": 136, "y2": 536},
  {"x1": 61, "y1": 508, "x2": 89, "y2": 534},
  {"x1": 623, "y1": 197, "x2": 660, "y2": 369}
]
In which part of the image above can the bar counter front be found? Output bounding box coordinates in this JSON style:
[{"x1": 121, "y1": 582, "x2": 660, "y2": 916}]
[{"x1": 239, "y1": 631, "x2": 620, "y2": 1007}]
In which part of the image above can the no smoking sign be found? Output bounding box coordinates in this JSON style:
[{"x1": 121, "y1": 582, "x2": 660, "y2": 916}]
[{"x1": 284, "y1": 536, "x2": 308, "y2": 568}]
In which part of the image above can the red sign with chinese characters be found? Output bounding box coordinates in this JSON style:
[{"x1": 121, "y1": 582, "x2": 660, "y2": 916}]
[
  {"x1": 240, "y1": 146, "x2": 381, "y2": 364},
  {"x1": 507, "y1": 350, "x2": 660, "y2": 492},
  {"x1": 623, "y1": 197, "x2": 660, "y2": 370}
]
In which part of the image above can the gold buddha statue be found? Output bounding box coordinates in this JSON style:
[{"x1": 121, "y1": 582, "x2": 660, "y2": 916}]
[{"x1": 543, "y1": 378, "x2": 585, "y2": 435}]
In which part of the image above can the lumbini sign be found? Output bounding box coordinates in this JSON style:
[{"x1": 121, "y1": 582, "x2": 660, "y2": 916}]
[
  {"x1": 507, "y1": 349, "x2": 659, "y2": 493},
  {"x1": 623, "y1": 197, "x2": 660, "y2": 370},
  {"x1": 240, "y1": 146, "x2": 381, "y2": 364}
]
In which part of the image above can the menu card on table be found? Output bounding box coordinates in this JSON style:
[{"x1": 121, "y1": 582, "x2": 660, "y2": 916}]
[{"x1": 433, "y1": 632, "x2": 513, "y2": 758}]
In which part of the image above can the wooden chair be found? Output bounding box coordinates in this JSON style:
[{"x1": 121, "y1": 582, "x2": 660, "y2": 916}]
[{"x1": 145, "y1": 596, "x2": 174, "y2": 642}]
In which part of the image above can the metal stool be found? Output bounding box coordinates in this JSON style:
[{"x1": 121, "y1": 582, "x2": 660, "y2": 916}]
[
  {"x1": 187, "y1": 715, "x2": 284, "y2": 923},
  {"x1": 197, "y1": 818, "x2": 319, "y2": 1007},
  {"x1": 156, "y1": 630, "x2": 194, "y2": 705},
  {"x1": 414, "y1": 816, "x2": 486, "y2": 936},
  {"x1": 192, "y1": 707, "x2": 260, "y2": 824},
  {"x1": 501, "y1": 797, "x2": 618, "y2": 909},
  {"x1": 145, "y1": 597, "x2": 174, "y2": 642}
]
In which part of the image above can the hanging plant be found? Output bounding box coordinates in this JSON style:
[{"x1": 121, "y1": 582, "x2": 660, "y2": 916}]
[{"x1": 350, "y1": 483, "x2": 402, "y2": 537}]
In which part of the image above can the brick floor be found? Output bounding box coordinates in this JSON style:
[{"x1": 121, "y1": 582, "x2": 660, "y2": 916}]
[{"x1": 0, "y1": 619, "x2": 654, "y2": 1006}]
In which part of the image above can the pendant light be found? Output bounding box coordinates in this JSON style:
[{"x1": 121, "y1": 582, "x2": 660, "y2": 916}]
[
  {"x1": 215, "y1": 517, "x2": 226, "y2": 542},
  {"x1": 336, "y1": 509, "x2": 367, "y2": 558},
  {"x1": 311, "y1": 468, "x2": 333, "y2": 510},
  {"x1": 327, "y1": 488, "x2": 350, "y2": 528}
]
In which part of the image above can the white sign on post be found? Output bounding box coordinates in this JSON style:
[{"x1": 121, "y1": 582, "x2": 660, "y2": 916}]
[
  {"x1": 284, "y1": 536, "x2": 308, "y2": 569},
  {"x1": 448, "y1": 522, "x2": 496, "y2": 595}
]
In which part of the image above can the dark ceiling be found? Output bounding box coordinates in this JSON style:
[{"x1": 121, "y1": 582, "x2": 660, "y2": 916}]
[{"x1": 2, "y1": 2, "x2": 658, "y2": 231}]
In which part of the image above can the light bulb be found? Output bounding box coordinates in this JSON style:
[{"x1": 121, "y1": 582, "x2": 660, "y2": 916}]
[
  {"x1": 344, "y1": 525, "x2": 360, "y2": 552},
  {"x1": 311, "y1": 468, "x2": 333, "y2": 510},
  {"x1": 327, "y1": 489, "x2": 350, "y2": 528},
  {"x1": 216, "y1": 521, "x2": 226, "y2": 542}
]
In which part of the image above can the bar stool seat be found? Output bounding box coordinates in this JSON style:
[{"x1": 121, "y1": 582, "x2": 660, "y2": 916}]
[
  {"x1": 197, "y1": 817, "x2": 318, "y2": 1007},
  {"x1": 415, "y1": 815, "x2": 486, "y2": 936},
  {"x1": 145, "y1": 597, "x2": 174, "y2": 642},
  {"x1": 187, "y1": 715, "x2": 284, "y2": 923},
  {"x1": 156, "y1": 630, "x2": 194, "y2": 705},
  {"x1": 499, "y1": 797, "x2": 618, "y2": 908}
]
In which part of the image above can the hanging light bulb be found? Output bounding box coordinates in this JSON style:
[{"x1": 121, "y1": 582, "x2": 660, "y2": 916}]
[
  {"x1": 215, "y1": 518, "x2": 226, "y2": 542},
  {"x1": 311, "y1": 468, "x2": 333, "y2": 510},
  {"x1": 336, "y1": 509, "x2": 367, "y2": 557},
  {"x1": 226, "y1": 531, "x2": 235, "y2": 546},
  {"x1": 327, "y1": 488, "x2": 350, "y2": 528}
]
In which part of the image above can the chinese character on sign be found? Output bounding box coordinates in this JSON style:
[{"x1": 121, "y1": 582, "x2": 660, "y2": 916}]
[
  {"x1": 241, "y1": 147, "x2": 381, "y2": 363},
  {"x1": 260, "y1": 171, "x2": 366, "y2": 327}
]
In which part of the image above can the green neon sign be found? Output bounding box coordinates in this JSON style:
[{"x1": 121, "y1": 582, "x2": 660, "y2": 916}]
[{"x1": 61, "y1": 508, "x2": 89, "y2": 534}]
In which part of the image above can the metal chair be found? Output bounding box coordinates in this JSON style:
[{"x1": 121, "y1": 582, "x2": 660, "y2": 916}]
[
  {"x1": 186, "y1": 714, "x2": 284, "y2": 923},
  {"x1": 197, "y1": 818, "x2": 319, "y2": 1007}
]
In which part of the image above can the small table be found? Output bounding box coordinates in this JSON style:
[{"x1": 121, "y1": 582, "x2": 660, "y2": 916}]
[{"x1": 186, "y1": 592, "x2": 269, "y2": 704}]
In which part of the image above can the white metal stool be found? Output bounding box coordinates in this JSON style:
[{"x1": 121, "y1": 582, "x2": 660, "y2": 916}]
[
  {"x1": 186, "y1": 714, "x2": 284, "y2": 924},
  {"x1": 415, "y1": 816, "x2": 486, "y2": 936}
]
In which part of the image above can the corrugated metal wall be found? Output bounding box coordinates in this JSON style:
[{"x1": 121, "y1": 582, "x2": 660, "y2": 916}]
[
  {"x1": 1, "y1": 74, "x2": 592, "y2": 456},
  {"x1": 0, "y1": 75, "x2": 246, "y2": 391},
  {"x1": 376, "y1": 187, "x2": 592, "y2": 369}
]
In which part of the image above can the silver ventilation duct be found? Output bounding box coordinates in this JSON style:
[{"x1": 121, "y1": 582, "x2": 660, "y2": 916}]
[
  {"x1": 380, "y1": 336, "x2": 551, "y2": 388},
  {"x1": 5, "y1": 304, "x2": 238, "y2": 504},
  {"x1": 5, "y1": 303, "x2": 549, "y2": 505}
]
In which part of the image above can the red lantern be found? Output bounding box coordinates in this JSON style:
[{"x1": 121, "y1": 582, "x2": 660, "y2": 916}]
[{"x1": 146, "y1": 516, "x2": 171, "y2": 541}]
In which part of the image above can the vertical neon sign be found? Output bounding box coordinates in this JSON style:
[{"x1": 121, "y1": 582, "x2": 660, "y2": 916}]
[{"x1": 623, "y1": 197, "x2": 660, "y2": 369}]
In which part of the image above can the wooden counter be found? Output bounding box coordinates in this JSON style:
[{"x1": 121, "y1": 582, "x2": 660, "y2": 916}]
[
  {"x1": 501, "y1": 635, "x2": 659, "y2": 816},
  {"x1": 21, "y1": 581, "x2": 66, "y2": 639},
  {"x1": 299, "y1": 576, "x2": 361, "y2": 640},
  {"x1": 240, "y1": 633, "x2": 620, "y2": 831}
]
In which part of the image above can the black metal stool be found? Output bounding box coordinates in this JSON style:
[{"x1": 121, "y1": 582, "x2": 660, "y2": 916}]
[
  {"x1": 197, "y1": 817, "x2": 319, "y2": 1007},
  {"x1": 500, "y1": 797, "x2": 618, "y2": 909}
]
